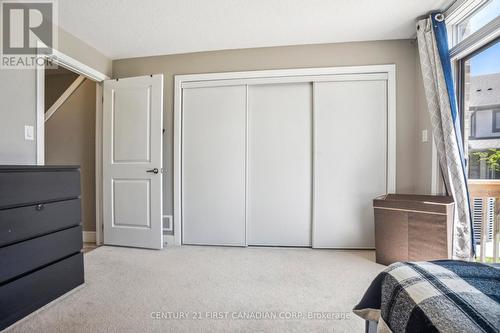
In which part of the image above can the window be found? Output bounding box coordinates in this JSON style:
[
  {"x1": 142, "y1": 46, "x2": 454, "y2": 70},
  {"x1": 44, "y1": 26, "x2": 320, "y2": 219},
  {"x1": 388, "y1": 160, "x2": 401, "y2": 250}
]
[
  {"x1": 471, "y1": 111, "x2": 477, "y2": 137},
  {"x1": 492, "y1": 110, "x2": 500, "y2": 132},
  {"x1": 447, "y1": 0, "x2": 500, "y2": 47},
  {"x1": 460, "y1": 38, "x2": 500, "y2": 179},
  {"x1": 448, "y1": 0, "x2": 500, "y2": 260},
  {"x1": 456, "y1": 0, "x2": 500, "y2": 43}
]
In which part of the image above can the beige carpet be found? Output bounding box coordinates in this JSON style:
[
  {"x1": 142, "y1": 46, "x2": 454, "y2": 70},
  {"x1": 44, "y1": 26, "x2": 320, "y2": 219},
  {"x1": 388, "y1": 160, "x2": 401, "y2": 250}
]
[{"x1": 5, "y1": 246, "x2": 384, "y2": 333}]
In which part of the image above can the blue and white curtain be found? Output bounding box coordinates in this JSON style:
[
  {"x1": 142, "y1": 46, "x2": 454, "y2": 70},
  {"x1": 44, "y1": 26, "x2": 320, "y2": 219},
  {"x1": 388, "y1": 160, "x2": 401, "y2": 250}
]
[{"x1": 416, "y1": 13, "x2": 474, "y2": 260}]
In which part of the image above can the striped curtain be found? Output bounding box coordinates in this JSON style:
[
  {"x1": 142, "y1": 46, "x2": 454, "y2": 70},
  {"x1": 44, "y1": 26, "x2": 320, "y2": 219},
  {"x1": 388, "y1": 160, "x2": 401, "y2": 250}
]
[{"x1": 416, "y1": 13, "x2": 474, "y2": 260}]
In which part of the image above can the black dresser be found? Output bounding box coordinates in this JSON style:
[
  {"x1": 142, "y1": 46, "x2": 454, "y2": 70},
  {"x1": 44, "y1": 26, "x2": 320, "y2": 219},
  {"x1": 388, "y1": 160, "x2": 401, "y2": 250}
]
[{"x1": 0, "y1": 166, "x2": 84, "y2": 330}]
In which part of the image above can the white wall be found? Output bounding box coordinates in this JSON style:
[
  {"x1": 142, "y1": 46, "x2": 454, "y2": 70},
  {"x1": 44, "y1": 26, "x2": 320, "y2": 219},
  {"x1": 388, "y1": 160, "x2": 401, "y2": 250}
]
[
  {"x1": 414, "y1": 49, "x2": 434, "y2": 194},
  {"x1": 0, "y1": 69, "x2": 37, "y2": 164}
]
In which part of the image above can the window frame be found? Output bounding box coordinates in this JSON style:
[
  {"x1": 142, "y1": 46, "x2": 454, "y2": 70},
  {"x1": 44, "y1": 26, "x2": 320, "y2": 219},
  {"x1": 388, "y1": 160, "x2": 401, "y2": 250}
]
[
  {"x1": 457, "y1": 37, "x2": 500, "y2": 138},
  {"x1": 456, "y1": 37, "x2": 500, "y2": 180},
  {"x1": 493, "y1": 109, "x2": 500, "y2": 133},
  {"x1": 471, "y1": 110, "x2": 477, "y2": 137},
  {"x1": 436, "y1": 0, "x2": 500, "y2": 186},
  {"x1": 446, "y1": 0, "x2": 500, "y2": 50}
]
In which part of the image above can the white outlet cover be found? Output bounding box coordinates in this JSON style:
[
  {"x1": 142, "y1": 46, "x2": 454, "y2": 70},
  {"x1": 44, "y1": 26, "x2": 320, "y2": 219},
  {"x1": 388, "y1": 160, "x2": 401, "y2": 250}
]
[
  {"x1": 24, "y1": 125, "x2": 34, "y2": 141},
  {"x1": 421, "y1": 129, "x2": 428, "y2": 143}
]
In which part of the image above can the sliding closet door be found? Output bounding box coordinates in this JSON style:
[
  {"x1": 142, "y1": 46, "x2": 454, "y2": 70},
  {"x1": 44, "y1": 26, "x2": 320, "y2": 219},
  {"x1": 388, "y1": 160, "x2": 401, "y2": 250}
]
[
  {"x1": 182, "y1": 86, "x2": 246, "y2": 246},
  {"x1": 313, "y1": 80, "x2": 387, "y2": 248},
  {"x1": 248, "y1": 83, "x2": 312, "y2": 246}
]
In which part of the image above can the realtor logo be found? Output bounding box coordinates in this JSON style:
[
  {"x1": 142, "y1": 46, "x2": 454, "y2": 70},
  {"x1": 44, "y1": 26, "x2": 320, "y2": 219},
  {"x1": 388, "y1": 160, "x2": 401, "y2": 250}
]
[{"x1": 1, "y1": 0, "x2": 57, "y2": 68}]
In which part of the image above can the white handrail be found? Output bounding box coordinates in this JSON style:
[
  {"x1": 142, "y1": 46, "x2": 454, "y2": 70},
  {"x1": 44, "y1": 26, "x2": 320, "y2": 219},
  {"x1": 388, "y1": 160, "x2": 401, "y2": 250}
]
[
  {"x1": 480, "y1": 198, "x2": 488, "y2": 263},
  {"x1": 494, "y1": 210, "x2": 499, "y2": 263},
  {"x1": 45, "y1": 75, "x2": 86, "y2": 122},
  {"x1": 469, "y1": 181, "x2": 500, "y2": 263}
]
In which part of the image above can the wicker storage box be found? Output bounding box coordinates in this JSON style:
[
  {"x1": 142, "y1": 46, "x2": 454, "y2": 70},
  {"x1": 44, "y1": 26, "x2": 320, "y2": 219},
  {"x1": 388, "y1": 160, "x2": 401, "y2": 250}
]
[{"x1": 373, "y1": 194, "x2": 454, "y2": 265}]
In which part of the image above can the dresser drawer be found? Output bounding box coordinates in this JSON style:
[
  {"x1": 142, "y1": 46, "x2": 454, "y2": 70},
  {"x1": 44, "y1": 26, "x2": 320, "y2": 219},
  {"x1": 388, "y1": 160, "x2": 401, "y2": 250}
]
[
  {"x1": 0, "y1": 168, "x2": 80, "y2": 209},
  {"x1": 0, "y1": 253, "x2": 84, "y2": 331},
  {"x1": 0, "y1": 226, "x2": 82, "y2": 284},
  {"x1": 0, "y1": 199, "x2": 81, "y2": 247}
]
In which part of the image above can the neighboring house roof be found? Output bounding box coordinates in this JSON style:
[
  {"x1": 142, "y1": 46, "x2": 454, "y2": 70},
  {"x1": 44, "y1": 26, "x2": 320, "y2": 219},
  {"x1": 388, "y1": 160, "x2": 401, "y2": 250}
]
[{"x1": 470, "y1": 73, "x2": 500, "y2": 108}]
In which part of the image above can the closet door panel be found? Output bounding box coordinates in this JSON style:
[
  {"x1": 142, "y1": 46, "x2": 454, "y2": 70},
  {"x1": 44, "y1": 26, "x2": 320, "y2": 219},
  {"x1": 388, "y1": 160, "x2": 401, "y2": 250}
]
[
  {"x1": 248, "y1": 83, "x2": 312, "y2": 246},
  {"x1": 313, "y1": 80, "x2": 387, "y2": 248},
  {"x1": 182, "y1": 86, "x2": 246, "y2": 246}
]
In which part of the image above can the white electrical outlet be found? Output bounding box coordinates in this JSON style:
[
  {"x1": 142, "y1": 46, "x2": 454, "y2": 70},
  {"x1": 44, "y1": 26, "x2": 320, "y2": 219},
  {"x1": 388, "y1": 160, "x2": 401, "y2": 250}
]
[
  {"x1": 24, "y1": 125, "x2": 34, "y2": 141},
  {"x1": 162, "y1": 215, "x2": 173, "y2": 232},
  {"x1": 421, "y1": 129, "x2": 428, "y2": 143}
]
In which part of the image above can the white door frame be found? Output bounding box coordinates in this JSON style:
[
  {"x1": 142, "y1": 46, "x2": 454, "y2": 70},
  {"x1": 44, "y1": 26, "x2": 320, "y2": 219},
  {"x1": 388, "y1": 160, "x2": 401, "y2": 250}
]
[
  {"x1": 174, "y1": 64, "x2": 397, "y2": 246},
  {"x1": 36, "y1": 47, "x2": 109, "y2": 245}
]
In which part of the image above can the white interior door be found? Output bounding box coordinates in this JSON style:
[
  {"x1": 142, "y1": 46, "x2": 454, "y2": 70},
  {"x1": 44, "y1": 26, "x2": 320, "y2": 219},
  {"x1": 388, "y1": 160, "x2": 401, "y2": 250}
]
[
  {"x1": 313, "y1": 79, "x2": 387, "y2": 248},
  {"x1": 102, "y1": 74, "x2": 163, "y2": 249},
  {"x1": 247, "y1": 83, "x2": 312, "y2": 246},
  {"x1": 182, "y1": 85, "x2": 247, "y2": 246}
]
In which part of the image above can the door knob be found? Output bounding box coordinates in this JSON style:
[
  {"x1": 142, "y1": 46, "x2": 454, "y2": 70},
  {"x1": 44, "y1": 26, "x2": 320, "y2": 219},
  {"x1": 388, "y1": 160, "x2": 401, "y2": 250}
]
[{"x1": 146, "y1": 168, "x2": 159, "y2": 174}]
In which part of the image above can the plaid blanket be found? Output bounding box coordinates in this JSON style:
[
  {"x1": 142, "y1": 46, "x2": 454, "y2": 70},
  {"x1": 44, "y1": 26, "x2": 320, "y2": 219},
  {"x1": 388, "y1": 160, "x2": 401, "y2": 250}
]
[{"x1": 353, "y1": 260, "x2": 500, "y2": 333}]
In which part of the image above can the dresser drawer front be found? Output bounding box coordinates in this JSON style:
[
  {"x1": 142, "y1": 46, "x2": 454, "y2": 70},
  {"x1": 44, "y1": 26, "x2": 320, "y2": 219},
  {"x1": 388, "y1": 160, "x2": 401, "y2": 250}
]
[
  {"x1": 0, "y1": 169, "x2": 80, "y2": 209},
  {"x1": 0, "y1": 199, "x2": 81, "y2": 247},
  {"x1": 0, "y1": 226, "x2": 82, "y2": 284},
  {"x1": 0, "y1": 253, "x2": 84, "y2": 331}
]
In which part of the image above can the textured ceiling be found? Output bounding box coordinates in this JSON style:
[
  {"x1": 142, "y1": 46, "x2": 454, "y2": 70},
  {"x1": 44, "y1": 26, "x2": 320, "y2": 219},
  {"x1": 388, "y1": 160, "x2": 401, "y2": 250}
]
[{"x1": 58, "y1": 0, "x2": 453, "y2": 59}]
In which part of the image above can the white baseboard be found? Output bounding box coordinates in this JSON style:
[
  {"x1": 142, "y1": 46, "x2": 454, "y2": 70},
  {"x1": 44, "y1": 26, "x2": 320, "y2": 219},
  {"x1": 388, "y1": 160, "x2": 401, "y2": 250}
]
[
  {"x1": 163, "y1": 235, "x2": 176, "y2": 247},
  {"x1": 83, "y1": 231, "x2": 96, "y2": 243}
]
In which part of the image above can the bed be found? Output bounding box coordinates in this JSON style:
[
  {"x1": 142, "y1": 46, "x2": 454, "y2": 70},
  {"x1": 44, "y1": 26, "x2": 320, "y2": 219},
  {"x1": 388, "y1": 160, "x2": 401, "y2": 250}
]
[{"x1": 353, "y1": 260, "x2": 499, "y2": 333}]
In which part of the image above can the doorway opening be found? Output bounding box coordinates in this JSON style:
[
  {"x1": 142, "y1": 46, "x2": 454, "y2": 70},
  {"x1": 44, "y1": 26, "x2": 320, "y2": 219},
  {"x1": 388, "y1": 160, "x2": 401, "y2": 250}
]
[{"x1": 44, "y1": 64, "x2": 98, "y2": 252}]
